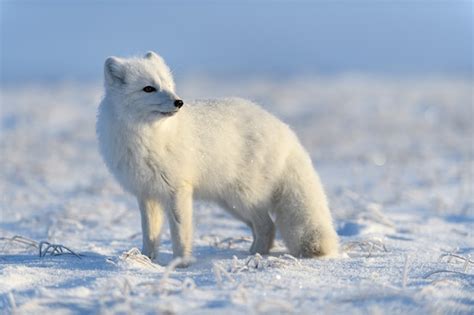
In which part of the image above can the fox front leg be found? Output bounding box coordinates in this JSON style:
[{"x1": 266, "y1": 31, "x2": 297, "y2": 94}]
[
  {"x1": 167, "y1": 186, "x2": 194, "y2": 266},
  {"x1": 138, "y1": 198, "x2": 165, "y2": 260}
]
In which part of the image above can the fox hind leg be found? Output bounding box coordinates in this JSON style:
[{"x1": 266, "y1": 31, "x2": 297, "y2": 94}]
[{"x1": 249, "y1": 211, "x2": 275, "y2": 255}]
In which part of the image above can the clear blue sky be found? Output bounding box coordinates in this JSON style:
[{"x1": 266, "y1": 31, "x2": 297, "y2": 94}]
[{"x1": 1, "y1": 1, "x2": 472, "y2": 82}]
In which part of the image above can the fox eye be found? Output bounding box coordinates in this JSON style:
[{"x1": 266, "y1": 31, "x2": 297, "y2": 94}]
[{"x1": 143, "y1": 86, "x2": 157, "y2": 93}]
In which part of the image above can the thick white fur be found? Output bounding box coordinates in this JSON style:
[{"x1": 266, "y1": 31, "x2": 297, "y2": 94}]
[{"x1": 97, "y1": 52, "x2": 339, "y2": 262}]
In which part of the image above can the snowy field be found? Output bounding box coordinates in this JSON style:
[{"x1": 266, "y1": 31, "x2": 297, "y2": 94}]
[{"x1": 0, "y1": 76, "x2": 473, "y2": 314}]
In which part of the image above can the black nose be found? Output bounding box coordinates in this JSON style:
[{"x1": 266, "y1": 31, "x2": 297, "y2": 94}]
[{"x1": 174, "y1": 100, "x2": 184, "y2": 108}]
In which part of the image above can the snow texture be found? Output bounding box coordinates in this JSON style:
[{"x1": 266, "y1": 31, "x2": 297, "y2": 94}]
[{"x1": 1, "y1": 76, "x2": 473, "y2": 314}]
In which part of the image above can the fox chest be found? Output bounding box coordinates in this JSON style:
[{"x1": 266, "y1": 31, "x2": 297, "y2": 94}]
[{"x1": 111, "y1": 141, "x2": 174, "y2": 196}]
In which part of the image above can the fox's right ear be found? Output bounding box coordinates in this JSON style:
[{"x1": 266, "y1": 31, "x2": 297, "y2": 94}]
[{"x1": 104, "y1": 57, "x2": 126, "y2": 85}]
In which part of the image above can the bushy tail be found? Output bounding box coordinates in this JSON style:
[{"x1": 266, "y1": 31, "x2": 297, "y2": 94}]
[{"x1": 274, "y1": 151, "x2": 339, "y2": 257}]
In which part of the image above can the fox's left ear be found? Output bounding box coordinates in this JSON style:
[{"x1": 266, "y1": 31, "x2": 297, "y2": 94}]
[
  {"x1": 144, "y1": 51, "x2": 166, "y2": 64},
  {"x1": 145, "y1": 51, "x2": 160, "y2": 60},
  {"x1": 144, "y1": 51, "x2": 175, "y2": 91}
]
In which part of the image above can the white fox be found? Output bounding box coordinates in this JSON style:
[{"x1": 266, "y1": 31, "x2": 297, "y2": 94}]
[{"x1": 97, "y1": 52, "x2": 339, "y2": 264}]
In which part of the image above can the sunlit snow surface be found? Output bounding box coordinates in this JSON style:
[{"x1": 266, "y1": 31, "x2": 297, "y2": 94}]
[{"x1": 1, "y1": 76, "x2": 473, "y2": 314}]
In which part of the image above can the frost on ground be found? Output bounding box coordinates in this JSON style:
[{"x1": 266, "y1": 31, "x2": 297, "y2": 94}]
[{"x1": 0, "y1": 76, "x2": 473, "y2": 314}]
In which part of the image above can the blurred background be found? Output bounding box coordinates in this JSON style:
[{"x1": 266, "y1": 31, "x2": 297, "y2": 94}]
[
  {"x1": 0, "y1": 2, "x2": 473, "y2": 313},
  {"x1": 1, "y1": 0, "x2": 472, "y2": 83}
]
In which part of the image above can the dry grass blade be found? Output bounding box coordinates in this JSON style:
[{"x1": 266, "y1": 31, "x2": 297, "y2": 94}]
[
  {"x1": 206, "y1": 235, "x2": 252, "y2": 249},
  {"x1": 402, "y1": 254, "x2": 410, "y2": 288},
  {"x1": 281, "y1": 253, "x2": 299, "y2": 263},
  {"x1": 39, "y1": 241, "x2": 82, "y2": 259},
  {"x1": 0, "y1": 235, "x2": 39, "y2": 253},
  {"x1": 0, "y1": 235, "x2": 81, "y2": 259},
  {"x1": 158, "y1": 258, "x2": 195, "y2": 294},
  {"x1": 246, "y1": 253, "x2": 264, "y2": 269},
  {"x1": 213, "y1": 262, "x2": 235, "y2": 288},
  {"x1": 342, "y1": 239, "x2": 388, "y2": 258},
  {"x1": 422, "y1": 269, "x2": 470, "y2": 279},
  {"x1": 229, "y1": 253, "x2": 301, "y2": 273},
  {"x1": 119, "y1": 248, "x2": 159, "y2": 269},
  {"x1": 136, "y1": 257, "x2": 195, "y2": 295},
  {"x1": 439, "y1": 253, "x2": 473, "y2": 271}
]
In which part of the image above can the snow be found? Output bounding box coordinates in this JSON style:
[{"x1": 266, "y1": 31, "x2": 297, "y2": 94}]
[{"x1": 0, "y1": 76, "x2": 473, "y2": 314}]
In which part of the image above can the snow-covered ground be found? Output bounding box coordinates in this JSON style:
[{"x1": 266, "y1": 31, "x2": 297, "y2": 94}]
[{"x1": 0, "y1": 76, "x2": 473, "y2": 314}]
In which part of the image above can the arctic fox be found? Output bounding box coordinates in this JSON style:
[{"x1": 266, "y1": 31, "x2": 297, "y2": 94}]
[{"x1": 97, "y1": 51, "x2": 339, "y2": 263}]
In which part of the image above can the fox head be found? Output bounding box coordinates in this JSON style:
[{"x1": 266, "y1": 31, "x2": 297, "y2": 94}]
[{"x1": 103, "y1": 51, "x2": 183, "y2": 123}]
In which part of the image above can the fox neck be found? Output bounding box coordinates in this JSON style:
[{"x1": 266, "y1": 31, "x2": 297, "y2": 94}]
[
  {"x1": 99, "y1": 101, "x2": 180, "y2": 158},
  {"x1": 119, "y1": 113, "x2": 179, "y2": 147}
]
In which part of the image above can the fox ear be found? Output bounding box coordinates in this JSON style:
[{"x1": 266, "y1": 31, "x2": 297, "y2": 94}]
[
  {"x1": 145, "y1": 51, "x2": 167, "y2": 65},
  {"x1": 145, "y1": 51, "x2": 160, "y2": 60},
  {"x1": 144, "y1": 51, "x2": 175, "y2": 91},
  {"x1": 104, "y1": 57, "x2": 125, "y2": 85}
]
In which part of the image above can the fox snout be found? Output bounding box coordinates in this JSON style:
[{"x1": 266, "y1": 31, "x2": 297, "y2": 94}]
[{"x1": 174, "y1": 99, "x2": 184, "y2": 108}]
